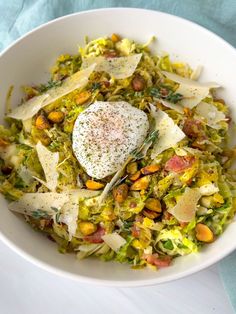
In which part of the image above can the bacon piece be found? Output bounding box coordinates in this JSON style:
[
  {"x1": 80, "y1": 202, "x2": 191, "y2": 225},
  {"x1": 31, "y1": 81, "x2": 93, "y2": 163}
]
[
  {"x1": 165, "y1": 155, "x2": 195, "y2": 173},
  {"x1": 143, "y1": 253, "x2": 172, "y2": 267},
  {"x1": 131, "y1": 224, "x2": 141, "y2": 238},
  {"x1": 84, "y1": 226, "x2": 105, "y2": 243}
]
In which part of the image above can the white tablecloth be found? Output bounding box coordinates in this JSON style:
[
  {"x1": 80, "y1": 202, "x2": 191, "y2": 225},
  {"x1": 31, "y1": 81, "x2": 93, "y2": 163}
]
[{"x1": 0, "y1": 240, "x2": 233, "y2": 314}]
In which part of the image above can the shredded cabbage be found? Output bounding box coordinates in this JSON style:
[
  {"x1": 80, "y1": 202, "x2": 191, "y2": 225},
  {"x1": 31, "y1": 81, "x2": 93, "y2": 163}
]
[{"x1": 0, "y1": 34, "x2": 235, "y2": 270}]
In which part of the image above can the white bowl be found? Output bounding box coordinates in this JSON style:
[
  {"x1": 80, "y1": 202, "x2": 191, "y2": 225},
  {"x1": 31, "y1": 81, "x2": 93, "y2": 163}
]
[{"x1": 0, "y1": 8, "x2": 236, "y2": 287}]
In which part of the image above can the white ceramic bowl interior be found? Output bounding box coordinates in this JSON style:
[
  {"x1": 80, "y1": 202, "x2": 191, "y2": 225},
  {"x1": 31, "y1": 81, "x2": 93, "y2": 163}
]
[{"x1": 0, "y1": 8, "x2": 236, "y2": 286}]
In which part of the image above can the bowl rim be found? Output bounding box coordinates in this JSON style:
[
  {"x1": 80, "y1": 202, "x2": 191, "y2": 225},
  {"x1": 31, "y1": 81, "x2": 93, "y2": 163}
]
[{"x1": 0, "y1": 7, "x2": 236, "y2": 287}]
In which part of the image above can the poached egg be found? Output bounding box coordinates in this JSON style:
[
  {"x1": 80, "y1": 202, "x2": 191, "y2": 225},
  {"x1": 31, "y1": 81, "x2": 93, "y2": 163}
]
[{"x1": 72, "y1": 101, "x2": 149, "y2": 179}]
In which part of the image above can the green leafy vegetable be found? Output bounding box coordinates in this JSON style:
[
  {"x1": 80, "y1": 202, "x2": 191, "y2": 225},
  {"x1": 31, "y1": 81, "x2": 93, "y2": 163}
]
[
  {"x1": 38, "y1": 80, "x2": 63, "y2": 93},
  {"x1": 163, "y1": 239, "x2": 174, "y2": 250},
  {"x1": 149, "y1": 86, "x2": 183, "y2": 103}
]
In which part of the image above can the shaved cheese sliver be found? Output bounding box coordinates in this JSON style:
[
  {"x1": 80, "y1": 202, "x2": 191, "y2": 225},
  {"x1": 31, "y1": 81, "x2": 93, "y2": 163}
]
[
  {"x1": 8, "y1": 64, "x2": 96, "y2": 120},
  {"x1": 150, "y1": 105, "x2": 185, "y2": 159},
  {"x1": 9, "y1": 189, "x2": 99, "y2": 240},
  {"x1": 168, "y1": 188, "x2": 201, "y2": 222},
  {"x1": 8, "y1": 192, "x2": 69, "y2": 216},
  {"x1": 81, "y1": 54, "x2": 142, "y2": 79},
  {"x1": 162, "y1": 71, "x2": 220, "y2": 88},
  {"x1": 18, "y1": 166, "x2": 34, "y2": 185},
  {"x1": 176, "y1": 84, "x2": 210, "y2": 109},
  {"x1": 8, "y1": 94, "x2": 49, "y2": 121},
  {"x1": 98, "y1": 156, "x2": 131, "y2": 207},
  {"x1": 195, "y1": 102, "x2": 226, "y2": 129},
  {"x1": 102, "y1": 232, "x2": 126, "y2": 252},
  {"x1": 59, "y1": 189, "x2": 100, "y2": 239},
  {"x1": 162, "y1": 70, "x2": 220, "y2": 109},
  {"x1": 35, "y1": 142, "x2": 59, "y2": 191},
  {"x1": 59, "y1": 190, "x2": 79, "y2": 240},
  {"x1": 156, "y1": 99, "x2": 184, "y2": 113},
  {"x1": 22, "y1": 118, "x2": 33, "y2": 133},
  {"x1": 190, "y1": 65, "x2": 203, "y2": 80}
]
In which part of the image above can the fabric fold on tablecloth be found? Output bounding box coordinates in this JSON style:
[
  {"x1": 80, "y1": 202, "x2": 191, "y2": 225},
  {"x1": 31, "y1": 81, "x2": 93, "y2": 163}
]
[{"x1": 219, "y1": 251, "x2": 236, "y2": 311}]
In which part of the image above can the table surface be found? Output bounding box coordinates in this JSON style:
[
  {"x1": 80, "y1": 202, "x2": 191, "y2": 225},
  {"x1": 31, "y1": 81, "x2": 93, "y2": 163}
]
[{"x1": 0, "y1": 240, "x2": 234, "y2": 314}]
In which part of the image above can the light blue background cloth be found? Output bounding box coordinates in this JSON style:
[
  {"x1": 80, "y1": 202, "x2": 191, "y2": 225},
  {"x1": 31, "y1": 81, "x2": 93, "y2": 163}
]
[{"x1": 0, "y1": 0, "x2": 236, "y2": 310}]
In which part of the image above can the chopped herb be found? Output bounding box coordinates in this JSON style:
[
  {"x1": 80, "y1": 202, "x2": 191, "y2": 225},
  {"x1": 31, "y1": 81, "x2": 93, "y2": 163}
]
[
  {"x1": 14, "y1": 177, "x2": 26, "y2": 188},
  {"x1": 131, "y1": 130, "x2": 159, "y2": 160},
  {"x1": 55, "y1": 211, "x2": 61, "y2": 224},
  {"x1": 32, "y1": 209, "x2": 50, "y2": 219},
  {"x1": 51, "y1": 207, "x2": 59, "y2": 212},
  {"x1": 166, "y1": 92, "x2": 183, "y2": 103},
  {"x1": 122, "y1": 221, "x2": 134, "y2": 231},
  {"x1": 149, "y1": 87, "x2": 162, "y2": 98},
  {"x1": 38, "y1": 80, "x2": 62, "y2": 93},
  {"x1": 91, "y1": 82, "x2": 101, "y2": 91},
  {"x1": 49, "y1": 141, "x2": 60, "y2": 150},
  {"x1": 50, "y1": 206, "x2": 61, "y2": 224},
  {"x1": 144, "y1": 130, "x2": 159, "y2": 145},
  {"x1": 149, "y1": 86, "x2": 183, "y2": 103}
]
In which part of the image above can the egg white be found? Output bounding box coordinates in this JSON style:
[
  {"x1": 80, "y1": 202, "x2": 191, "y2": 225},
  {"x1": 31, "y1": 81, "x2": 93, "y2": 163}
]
[{"x1": 72, "y1": 101, "x2": 149, "y2": 179}]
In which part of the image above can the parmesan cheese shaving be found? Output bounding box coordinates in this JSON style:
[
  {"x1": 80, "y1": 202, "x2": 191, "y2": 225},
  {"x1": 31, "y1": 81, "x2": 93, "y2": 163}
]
[
  {"x1": 190, "y1": 65, "x2": 203, "y2": 80},
  {"x1": 58, "y1": 189, "x2": 100, "y2": 240},
  {"x1": 195, "y1": 101, "x2": 226, "y2": 129},
  {"x1": 168, "y1": 188, "x2": 201, "y2": 222},
  {"x1": 150, "y1": 105, "x2": 185, "y2": 159},
  {"x1": 162, "y1": 70, "x2": 220, "y2": 109},
  {"x1": 9, "y1": 189, "x2": 100, "y2": 240},
  {"x1": 8, "y1": 64, "x2": 96, "y2": 120},
  {"x1": 162, "y1": 71, "x2": 220, "y2": 88},
  {"x1": 22, "y1": 118, "x2": 33, "y2": 133},
  {"x1": 102, "y1": 233, "x2": 126, "y2": 252},
  {"x1": 176, "y1": 84, "x2": 210, "y2": 109},
  {"x1": 81, "y1": 54, "x2": 142, "y2": 79},
  {"x1": 8, "y1": 94, "x2": 49, "y2": 121},
  {"x1": 157, "y1": 99, "x2": 184, "y2": 113},
  {"x1": 35, "y1": 142, "x2": 59, "y2": 192},
  {"x1": 8, "y1": 192, "x2": 69, "y2": 216},
  {"x1": 59, "y1": 190, "x2": 79, "y2": 240}
]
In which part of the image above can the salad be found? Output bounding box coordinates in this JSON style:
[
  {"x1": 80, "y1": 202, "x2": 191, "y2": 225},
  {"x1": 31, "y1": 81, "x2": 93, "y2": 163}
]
[{"x1": 0, "y1": 34, "x2": 235, "y2": 270}]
